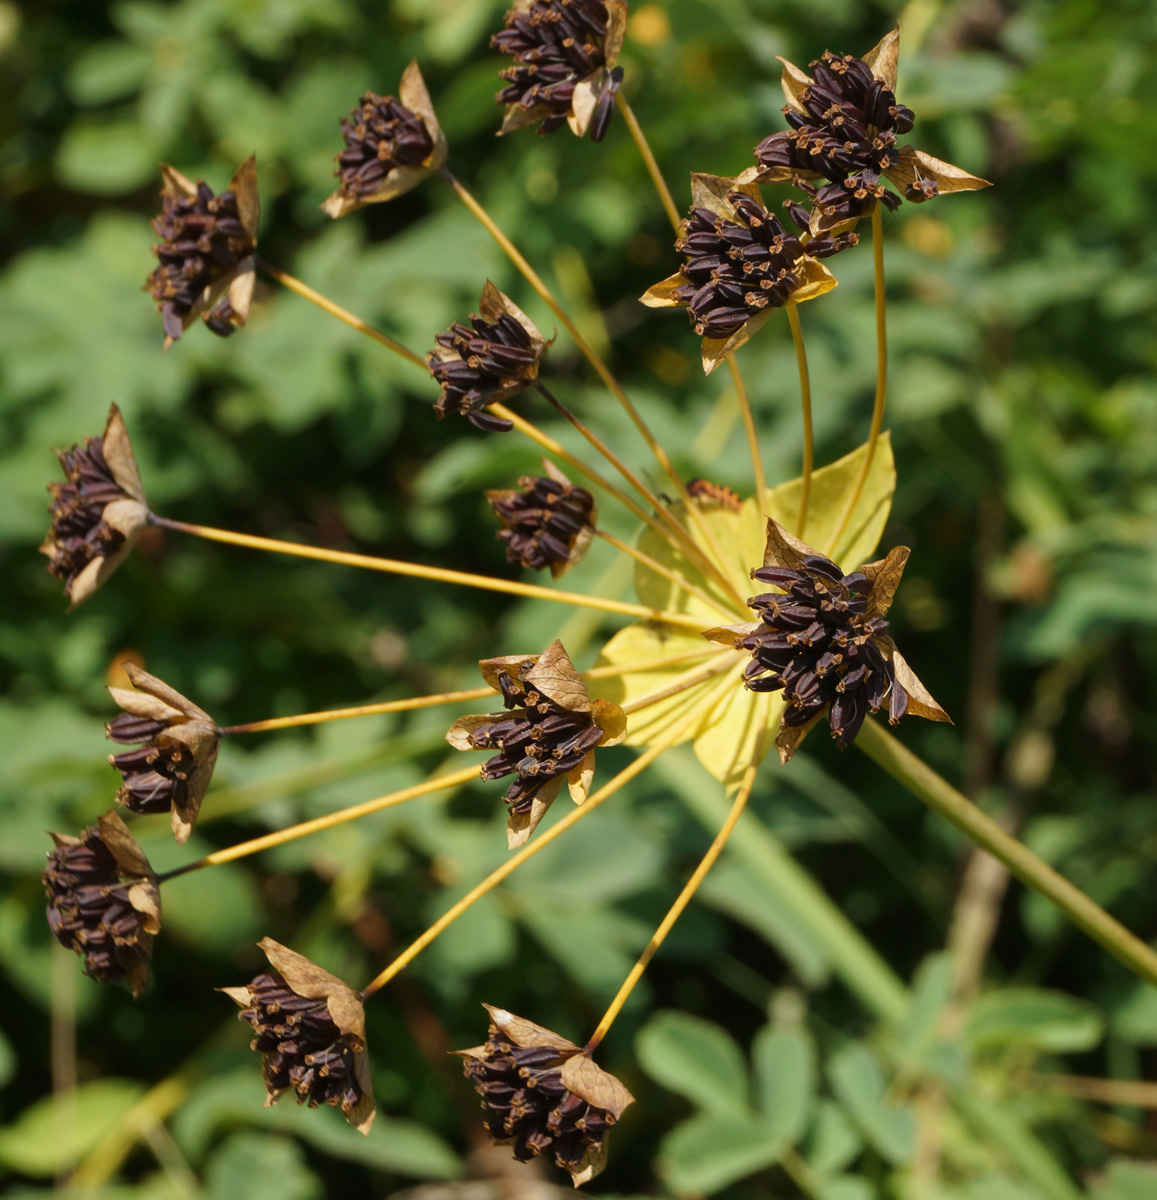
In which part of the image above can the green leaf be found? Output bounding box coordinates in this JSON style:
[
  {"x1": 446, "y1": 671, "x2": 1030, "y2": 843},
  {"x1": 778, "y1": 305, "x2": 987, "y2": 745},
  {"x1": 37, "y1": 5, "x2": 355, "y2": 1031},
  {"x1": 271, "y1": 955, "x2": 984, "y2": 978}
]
[
  {"x1": 1089, "y1": 1159, "x2": 1157, "y2": 1200},
  {"x1": 898, "y1": 952, "x2": 955, "y2": 1068},
  {"x1": 0, "y1": 1080, "x2": 145, "y2": 1175},
  {"x1": 1111, "y1": 982, "x2": 1157, "y2": 1046},
  {"x1": 819, "y1": 1179, "x2": 876, "y2": 1200},
  {"x1": 828, "y1": 1042, "x2": 915, "y2": 1164},
  {"x1": 206, "y1": 1132, "x2": 321, "y2": 1200},
  {"x1": 697, "y1": 861, "x2": 831, "y2": 988},
  {"x1": 752, "y1": 1025, "x2": 816, "y2": 1144},
  {"x1": 68, "y1": 41, "x2": 151, "y2": 105},
  {"x1": 806, "y1": 1099, "x2": 863, "y2": 1177},
  {"x1": 173, "y1": 1071, "x2": 460, "y2": 1179},
  {"x1": 658, "y1": 1111, "x2": 782, "y2": 1197},
  {"x1": 428, "y1": 891, "x2": 516, "y2": 978},
  {"x1": 636, "y1": 1011, "x2": 751, "y2": 1115},
  {"x1": 967, "y1": 988, "x2": 1104, "y2": 1054},
  {"x1": 55, "y1": 120, "x2": 161, "y2": 193}
]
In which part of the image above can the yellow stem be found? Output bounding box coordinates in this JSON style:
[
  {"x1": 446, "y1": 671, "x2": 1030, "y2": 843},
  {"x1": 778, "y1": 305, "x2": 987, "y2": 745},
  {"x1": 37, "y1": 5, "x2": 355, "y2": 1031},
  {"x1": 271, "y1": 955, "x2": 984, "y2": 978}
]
[
  {"x1": 533, "y1": 381, "x2": 680, "y2": 538},
  {"x1": 255, "y1": 257, "x2": 426, "y2": 371},
  {"x1": 220, "y1": 687, "x2": 495, "y2": 735},
  {"x1": 490, "y1": 401, "x2": 694, "y2": 563},
  {"x1": 827, "y1": 205, "x2": 886, "y2": 556},
  {"x1": 496, "y1": 403, "x2": 742, "y2": 613},
  {"x1": 360, "y1": 699, "x2": 712, "y2": 999},
  {"x1": 150, "y1": 515, "x2": 709, "y2": 633},
  {"x1": 585, "y1": 693, "x2": 768, "y2": 1051},
  {"x1": 728, "y1": 356, "x2": 766, "y2": 506},
  {"x1": 593, "y1": 528, "x2": 735, "y2": 617},
  {"x1": 620, "y1": 656, "x2": 742, "y2": 716},
  {"x1": 615, "y1": 91, "x2": 681, "y2": 233},
  {"x1": 601, "y1": 101, "x2": 755, "y2": 586},
  {"x1": 221, "y1": 651, "x2": 727, "y2": 737},
  {"x1": 161, "y1": 765, "x2": 480, "y2": 879},
  {"x1": 444, "y1": 168, "x2": 740, "y2": 593},
  {"x1": 786, "y1": 301, "x2": 813, "y2": 537}
]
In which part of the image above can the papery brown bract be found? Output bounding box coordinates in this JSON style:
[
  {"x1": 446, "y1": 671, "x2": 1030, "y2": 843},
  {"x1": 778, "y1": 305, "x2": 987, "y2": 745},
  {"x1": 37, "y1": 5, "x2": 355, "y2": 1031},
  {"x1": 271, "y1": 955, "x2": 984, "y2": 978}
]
[
  {"x1": 735, "y1": 519, "x2": 950, "y2": 762},
  {"x1": 492, "y1": 0, "x2": 628, "y2": 142},
  {"x1": 741, "y1": 29, "x2": 990, "y2": 232},
  {"x1": 641, "y1": 174, "x2": 847, "y2": 374},
  {"x1": 486, "y1": 460, "x2": 597, "y2": 578},
  {"x1": 40, "y1": 404, "x2": 150, "y2": 609},
  {"x1": 145, "y1": 157, "x2": 259, "y2": 343},
  {"x1": 429, "y1": 281, "x2": 550, "y2": 431},
  {"x1": 446, "y1": 640, "x2": 626, "y2": 847},
  {"x1": 107, "y1": 664, "x2": 220, "y2": 844},
  {"x1": 43, "y1": 810, "x2": 161, "y2": 997},
  {"x1": 322, "y1": 61, "x2": 447, "y2": 217},
  {"x1": 458, "y1": 1004, "x2": 634, "y2": 1185},
  {"x1": 221, "y1": 938, "x2": 375, "y2": 1134}
]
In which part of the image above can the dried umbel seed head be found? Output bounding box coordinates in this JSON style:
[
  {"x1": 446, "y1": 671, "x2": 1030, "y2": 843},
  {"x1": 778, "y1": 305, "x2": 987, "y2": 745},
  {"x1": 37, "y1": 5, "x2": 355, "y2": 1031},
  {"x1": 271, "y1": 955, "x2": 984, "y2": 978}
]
[
  {"x1": 642, "y1": 174, "x2": 848, "y2": 374},
  {"x1": 492, "y1": 0, "x2": 628, "y2": 142},
  {"x1": 221, "y1": 938, "x2": 375, "y2": 1134},
  {"x1": 107, "y1": 664, "x2": 220, "y2": 844},
  {"x1": 322, "y1": 62, "x2": 447, "y2": 218},
  {"x1": 43, "y1": 810, "x2": 161, "y2": 997},
  {"x1": 145, "y1": 157, "x2": 259, "y2": 343},
  {"x1": 429, "y1": 282, "x2": 549, "y2": 432},
  {"x1": 41, "y1": 404, "x2": 150, "y2": 608},
  {"x1": 486, "y1": 461, "x2": 596, "y2": 578},
  {"x1": 458, "y1": 1006, "x2": 634, "y2": 1186},
  {"x1": 725, "y1": 520, "x2": 949, "y2": 762},
  {"x1": 744, "y1": 29, "x2": 989, "y2": 232},
  {"x1": 446, "y1": 640, "x2": 626, "y2": 847}
]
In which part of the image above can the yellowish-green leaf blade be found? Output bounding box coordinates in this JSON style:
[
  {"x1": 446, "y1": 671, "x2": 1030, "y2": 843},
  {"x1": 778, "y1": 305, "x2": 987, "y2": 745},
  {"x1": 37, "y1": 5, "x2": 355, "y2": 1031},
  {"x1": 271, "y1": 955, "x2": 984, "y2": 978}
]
[{"x1": 741, "y1": 434, "x2": 896, "y2": 573}]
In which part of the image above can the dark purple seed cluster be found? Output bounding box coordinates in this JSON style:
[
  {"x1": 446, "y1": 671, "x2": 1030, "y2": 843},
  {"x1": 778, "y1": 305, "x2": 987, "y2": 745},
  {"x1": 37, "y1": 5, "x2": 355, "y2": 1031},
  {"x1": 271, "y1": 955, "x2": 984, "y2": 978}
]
[
  {"x1": 430, "y1": 312, "x2": 541, "y2": 433},
  {"x1": 107, "y1": 714, "x2": 197, "y2": 817},
  {"x1": 490, "y1": 475, "x2": 595, "y2": 571},
  {"x1": 673, "y1": 191, "x2": 856, "y2": 338},
  {"x1": 333, "y1": 93, "x2": 435, "y2": 199},
  {"x1": 235, "y1": 972, "x2": 365, "y2": 1116},
  {"x1": 756, "y1": 50, "x2": 919, "y2": 226},
  {"x1": 146, "y1": 181, "x2": 254, "y2": 340},
  {"x1": 463, "y1": 1024, "x2": 616, "y2": 1172},
  {"x1": 739, "y1": 552, "x2": 906, "y2": 746},
  {"x1": 44, "y1": 437, "x2": 128, "y2": 589},
  {"x1": 465, "y1": 663, "x2": 604, "y2": 814},
  {"x1": 44, "y1": 825, "x2": 154, "y2": 991},
  {"x1": 493, "y1": 0, "x2": 622, "y2": 141}
]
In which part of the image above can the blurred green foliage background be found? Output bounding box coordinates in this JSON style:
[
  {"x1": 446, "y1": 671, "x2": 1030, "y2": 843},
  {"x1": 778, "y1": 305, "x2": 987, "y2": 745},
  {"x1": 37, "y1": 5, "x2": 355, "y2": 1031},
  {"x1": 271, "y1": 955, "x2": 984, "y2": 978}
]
[{"x1": 2, "y1": 0, "x2": 1157, "y2": 1196}]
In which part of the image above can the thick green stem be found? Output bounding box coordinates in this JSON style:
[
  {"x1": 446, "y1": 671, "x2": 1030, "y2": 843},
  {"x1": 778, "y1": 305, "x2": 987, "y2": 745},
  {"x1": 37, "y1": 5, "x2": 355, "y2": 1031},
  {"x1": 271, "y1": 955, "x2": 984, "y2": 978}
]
[{"x1": 857, "y1": 719, "x2": 1157, "y2": 991}]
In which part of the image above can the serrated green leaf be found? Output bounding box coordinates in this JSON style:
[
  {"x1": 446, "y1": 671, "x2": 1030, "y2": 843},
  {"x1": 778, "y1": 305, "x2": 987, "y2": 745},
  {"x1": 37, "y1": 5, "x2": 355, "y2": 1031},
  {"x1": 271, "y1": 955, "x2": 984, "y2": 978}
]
[{"x1": 637, "y1": 1010, "x2": 751, "y2": 1115}]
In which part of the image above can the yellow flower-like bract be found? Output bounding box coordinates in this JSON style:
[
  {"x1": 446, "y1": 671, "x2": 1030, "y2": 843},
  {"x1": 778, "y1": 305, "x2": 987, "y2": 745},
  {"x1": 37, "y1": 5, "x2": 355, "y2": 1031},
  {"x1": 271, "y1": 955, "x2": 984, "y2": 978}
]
[{"x1": 591, "y1": 436, "x2": 898, "y2": 789}]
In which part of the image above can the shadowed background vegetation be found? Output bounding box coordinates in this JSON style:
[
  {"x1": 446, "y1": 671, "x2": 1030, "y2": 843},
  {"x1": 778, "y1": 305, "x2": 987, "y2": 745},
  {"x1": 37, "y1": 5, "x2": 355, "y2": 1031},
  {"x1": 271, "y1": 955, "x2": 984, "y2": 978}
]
[{"x1": 2, "y1": 0, "x2": 1157, "y2": 1196}]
